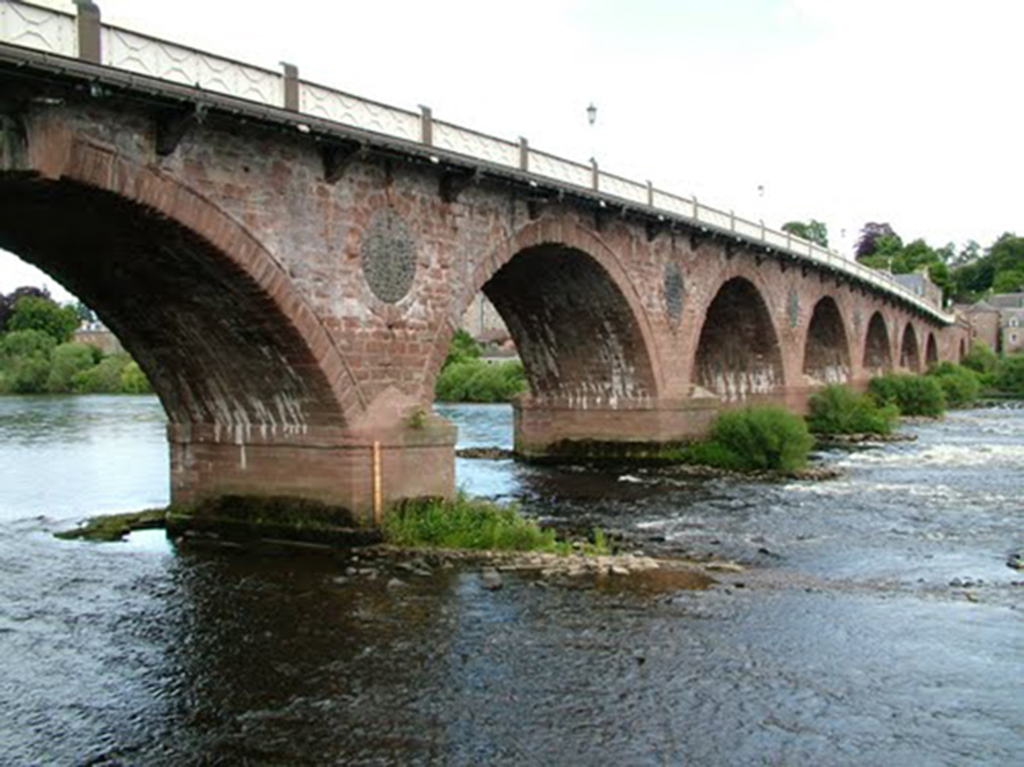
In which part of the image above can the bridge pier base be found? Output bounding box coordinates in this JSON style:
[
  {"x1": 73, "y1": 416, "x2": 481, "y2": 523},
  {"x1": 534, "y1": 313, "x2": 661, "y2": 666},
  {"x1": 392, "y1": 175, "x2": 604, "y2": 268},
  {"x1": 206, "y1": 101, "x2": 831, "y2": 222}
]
[
  {"x1": 512, "y1": 395, "x2": 720, "y2": 461},
  {"x1": 168, "y1": 417, "x2": 457, "y2": 526}
]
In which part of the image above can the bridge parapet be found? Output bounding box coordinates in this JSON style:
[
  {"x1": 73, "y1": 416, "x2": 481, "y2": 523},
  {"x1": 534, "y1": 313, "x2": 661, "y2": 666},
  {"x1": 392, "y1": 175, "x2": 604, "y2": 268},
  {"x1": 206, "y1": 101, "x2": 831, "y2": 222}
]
[{"x1": 1, "y1": 0, "x2": 953, "y2": 325}]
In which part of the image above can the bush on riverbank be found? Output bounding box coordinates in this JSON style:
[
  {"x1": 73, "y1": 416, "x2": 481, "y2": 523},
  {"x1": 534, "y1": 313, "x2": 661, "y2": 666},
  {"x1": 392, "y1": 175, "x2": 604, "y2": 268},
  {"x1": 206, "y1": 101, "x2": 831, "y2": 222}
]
[
  {"x1": 993, "y1": 353, "x2": 1024, "y2": 395},
  {"x1": 926, "y1": 362, "x2": 981, "y2": 408},
  {"x1": 384, "y1": 493, "x2": 567, "y2": 552},
  {"x1": 868, "y1": 373, "x2": 946, "y2": 416},
  {"x1": 806, "y1": 384, "x2": 899, "y2": 435},
  {"x1": 435, "y1": 329, "x2": 526, "y2": 403},
  {"x1": 435, "y1": 359, "x2": 526, "y2": 402},
  {"x1": 684, "y1": 406, "x2": 814, "y2": 472}
]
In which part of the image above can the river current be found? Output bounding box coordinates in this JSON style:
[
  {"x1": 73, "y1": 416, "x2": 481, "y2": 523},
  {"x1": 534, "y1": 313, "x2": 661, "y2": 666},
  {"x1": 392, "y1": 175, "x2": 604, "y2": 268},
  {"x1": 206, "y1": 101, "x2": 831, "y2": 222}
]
[{"x1": 0, "y1": 396, "x2": 1021, "y2": 765}]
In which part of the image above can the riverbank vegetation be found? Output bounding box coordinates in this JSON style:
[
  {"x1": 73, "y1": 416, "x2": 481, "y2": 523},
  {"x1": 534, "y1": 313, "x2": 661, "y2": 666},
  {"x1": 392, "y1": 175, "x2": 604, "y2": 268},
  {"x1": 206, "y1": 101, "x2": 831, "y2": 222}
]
[
  {"x1": 682, "y1": 406, "x2": 814, "y2": 473},
  {"x1": 0, "y1": 290, "x2": 152, "y2": 395},
  {"x1": 384, "y1": 494, "x2": 570, "y2": 553},
  {"x1": 807, "y1": 384, "x2": 899, "y2": 435},
  {"x1": 435, "y1": 329, "x2": 525, "y2": 403}
]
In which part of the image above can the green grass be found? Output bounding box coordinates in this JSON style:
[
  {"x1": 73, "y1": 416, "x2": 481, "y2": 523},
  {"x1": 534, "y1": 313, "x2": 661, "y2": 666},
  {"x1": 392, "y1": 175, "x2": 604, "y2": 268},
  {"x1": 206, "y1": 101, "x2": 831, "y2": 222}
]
[
  {"x1": 807, "y1": 384, "x2": 899, "y2": 435},
  {"x1": 383, "y1": 493, "x2": 614, "y2": 555}
]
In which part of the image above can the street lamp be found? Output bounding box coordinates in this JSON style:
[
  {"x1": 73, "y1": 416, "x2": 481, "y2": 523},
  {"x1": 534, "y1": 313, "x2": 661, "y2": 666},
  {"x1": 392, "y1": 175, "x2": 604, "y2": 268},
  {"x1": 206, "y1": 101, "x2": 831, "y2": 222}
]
[{"x1": 587, "y1": 102, "x2": 597, "y2": 163}]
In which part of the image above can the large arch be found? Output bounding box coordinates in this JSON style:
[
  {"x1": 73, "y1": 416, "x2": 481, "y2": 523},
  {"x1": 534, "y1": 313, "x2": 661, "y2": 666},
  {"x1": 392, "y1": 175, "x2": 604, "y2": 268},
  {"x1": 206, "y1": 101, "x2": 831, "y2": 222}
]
[
  {"x1": 803, "y1": 296, "x2": 851, "y2": 385},
  {"x1": 925, "y1": 332, "x2": 939, "y2": 368},
  {"x1": 863, "y1": 311, "x2": 893, "y2": 375},
  {"x1": 900, "y1": 323, "x2": 921, "y2": 372},
  {"x1": 0, "y1": 139, "x2": 362, "y2": 431},
  {"x1": 693, "y1": 277, "x2": 784, "y2": 402},
  {"x1": 480, "y1": 243, "x2": 658, "y2": 405}
]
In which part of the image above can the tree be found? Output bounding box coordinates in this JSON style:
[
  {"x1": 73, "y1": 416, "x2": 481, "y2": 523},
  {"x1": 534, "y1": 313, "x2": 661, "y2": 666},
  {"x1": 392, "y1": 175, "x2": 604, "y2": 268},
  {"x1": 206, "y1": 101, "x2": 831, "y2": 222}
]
[
  {"x1": 0, "y1": 286, "x2": 49, "y2": 332},
  {"x1": 7, "y1": 295, "x2": 79, "y2": 343},
  {"x1": 782, "y1": 219, "x2": 829, "y2": 248},
  {"x1": 855, "y1": 222, "x2": 901, "y2": 260}
]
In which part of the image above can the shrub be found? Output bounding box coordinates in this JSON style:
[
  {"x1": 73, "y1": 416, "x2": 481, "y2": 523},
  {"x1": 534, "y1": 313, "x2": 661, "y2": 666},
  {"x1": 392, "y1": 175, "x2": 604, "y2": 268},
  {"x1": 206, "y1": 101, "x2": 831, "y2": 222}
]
[
  {"x1": 686, "y1": 406, "x2": 814, "y2": 472},
  {"x1": 962, "y1": 340, "x2": 998, "y2": 376},
  {"x1": 383, "y1": 492, "x2": 560, "y2": 552},
  {"x1": 435, "y1": 359, "x2": 525, "y2": 402},
  {"x1": 806, "y1": 384, "x2": 898, "y2": 435},
  {"x1": 1, "y1": 328, "x2": 56, "y2": 360},
  {"x1": 119, "y1": 360, "x2": 154, "y2": 394},
  {"x1": 926, "y1": 362, "x2": 981, "y2": 408},
  {"x1": 993, "y1": 353, "x2": 1024, "y2": 395},
  {"x1": 443, "y1": 329, "x2": 482, "y2": 369},
  {"x1": 0, "y1": 356, "x2": 51, "y2": 394},
  {"x1": 869, "y1": 373, "x2": 946, "y2": 416},
  {"x1": 46, "y1": 342, "x2": 98, "y2": 393},
  {"x1": 71, "y1": 353, "x2": 131, "y2": 393}
]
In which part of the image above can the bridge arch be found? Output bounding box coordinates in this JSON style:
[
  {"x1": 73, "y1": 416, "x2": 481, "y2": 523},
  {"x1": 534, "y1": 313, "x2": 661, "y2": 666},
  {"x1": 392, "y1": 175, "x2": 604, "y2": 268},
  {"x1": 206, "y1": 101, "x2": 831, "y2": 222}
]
[
  {"x1": 803, "y1": 296, "x2": 851, "y2": 385},
  {"x1": 958, "y1": 338, "x2": 966, "y2": 362},
  {"x1": 427, "y1": 217, "x2": 663, "y2": 406},
  {"x1": 693, "y1": 277, "x2": 784, "y2": 402},
  {"x1": 0, "y1": 137, "x2": 363, "y2": 431},
  {"x1": 900, "y1": 323, "x2": 921, "y2": 372},
  {"x1": 925, "y1": 332, "x2": 939, "y2": 368},
  {"x1": 863, "y1": 311, "x2": 893, "y2": 375}
]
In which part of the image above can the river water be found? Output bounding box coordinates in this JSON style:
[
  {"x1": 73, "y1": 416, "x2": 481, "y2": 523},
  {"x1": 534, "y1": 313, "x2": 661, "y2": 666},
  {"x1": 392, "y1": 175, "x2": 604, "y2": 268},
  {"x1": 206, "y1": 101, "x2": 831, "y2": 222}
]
[{"x1": 0, "y1": 396, "x2": 1021, "y2": 765}]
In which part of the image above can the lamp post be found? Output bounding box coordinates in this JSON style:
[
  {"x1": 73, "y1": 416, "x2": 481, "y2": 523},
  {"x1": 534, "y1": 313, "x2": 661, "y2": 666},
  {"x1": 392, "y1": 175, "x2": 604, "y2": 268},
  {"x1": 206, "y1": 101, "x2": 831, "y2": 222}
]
[{"x1": 587, "y1": 102, "x2": 597, "y2": 163}]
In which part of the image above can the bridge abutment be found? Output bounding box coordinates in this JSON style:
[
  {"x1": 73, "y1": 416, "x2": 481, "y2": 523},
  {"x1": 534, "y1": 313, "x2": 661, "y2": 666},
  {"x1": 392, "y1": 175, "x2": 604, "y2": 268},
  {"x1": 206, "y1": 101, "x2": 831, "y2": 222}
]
[
  {"x1": 168, "y1": 417, "x2": 456, "y2": 524},
  {"x1": 512, "y1": 396, "x2": 720, "y2": 461}
]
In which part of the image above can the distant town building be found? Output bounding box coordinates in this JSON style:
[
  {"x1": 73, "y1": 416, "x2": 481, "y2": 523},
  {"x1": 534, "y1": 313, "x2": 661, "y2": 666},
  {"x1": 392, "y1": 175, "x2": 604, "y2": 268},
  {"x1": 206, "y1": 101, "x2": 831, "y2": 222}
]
[
  {"x1": 956, "y1": 292, "x2": 1024, "y2": 354},
  {"x1": 892, "y1": 271, "x2": 944, "y2": 309},
  {"x1": 461, "y1": 294, "x2": 510, "y2": 345},
  {"x1": 74, "y1": 321, "x2": 124, "y2": 355}
]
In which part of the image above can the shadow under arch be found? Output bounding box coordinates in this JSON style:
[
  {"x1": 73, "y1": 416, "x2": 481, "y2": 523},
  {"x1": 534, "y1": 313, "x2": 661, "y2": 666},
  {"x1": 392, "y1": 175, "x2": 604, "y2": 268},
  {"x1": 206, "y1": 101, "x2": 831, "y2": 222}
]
[
  {"x1": 803, "y1": 296, "x2": 851, "y2": 385},
  {"x1": 0, "y1": 140, "x2": 362, "y2": 431},
  {"x1": 925, "y1": 332, "x2": 939, "y2": 368},
  {"x1": 863, "y1": 311, "x2": 893, "y2": 375},
  {"x1": 900, "y1": 323, "x2": 921, "y2": 372},
  {"x1": 693, "y1": 277, "x2": 784, "y2": 402},
  {"x1": 479, "y1": 243, "x2": 658, "y2": 405}
]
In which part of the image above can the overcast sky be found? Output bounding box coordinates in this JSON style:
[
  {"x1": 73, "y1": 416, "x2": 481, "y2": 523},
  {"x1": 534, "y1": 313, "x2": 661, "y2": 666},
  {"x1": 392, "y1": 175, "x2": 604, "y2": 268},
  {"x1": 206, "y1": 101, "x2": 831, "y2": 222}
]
[{"x1": 2, "y1": 0, "x2": 1021, "y2": 301}]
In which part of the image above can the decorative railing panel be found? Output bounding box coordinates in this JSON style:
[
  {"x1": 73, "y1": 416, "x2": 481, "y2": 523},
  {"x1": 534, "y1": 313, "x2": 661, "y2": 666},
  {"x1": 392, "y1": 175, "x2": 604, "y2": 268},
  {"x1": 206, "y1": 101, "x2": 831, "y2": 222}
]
[
  {"x1": 433, "y1": 123, "x2": 519, "y2": 168},
  {"x1": 734, "y1": 218, "x2": 762, "y2": 240},
  {"x1": 600, "y1": 173, "x2": 648, "y2": 205},
  {"x1": 528, "y1": 151, "x2": 592, "y2": 189},
  {"x1": 300, "y1": 82, "x2": 420, "y2": 142},
  {"x1": 696, "y1": 204, "x2": 732, "y2": 231},
  {"x1": 101, "y1": 27, "x2": 282, "y2": 106},
  {"x1": 652, "y1": 191, "x2": 696, "y2": 219},
  {"x1": 0, "y1": 0, "x2": 73, "y2": 57}
]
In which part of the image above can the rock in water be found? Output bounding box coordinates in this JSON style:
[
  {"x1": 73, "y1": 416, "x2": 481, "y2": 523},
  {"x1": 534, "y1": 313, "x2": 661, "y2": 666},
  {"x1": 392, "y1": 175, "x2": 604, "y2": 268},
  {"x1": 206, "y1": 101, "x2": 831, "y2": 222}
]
[
  {"x1": 1007, "y1": 553, "x2": 1023, "y2": 570},
  {"x1": 481, "y1": 568, "x2": 503, "y2": 591}
]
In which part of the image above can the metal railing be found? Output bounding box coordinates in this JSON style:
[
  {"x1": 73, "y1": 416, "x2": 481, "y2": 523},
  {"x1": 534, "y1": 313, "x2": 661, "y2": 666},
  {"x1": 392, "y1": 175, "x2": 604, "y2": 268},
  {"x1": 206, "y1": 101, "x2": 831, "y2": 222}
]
[{"x1": 0, "y1": 0, "x2": 954, "y2": 324}]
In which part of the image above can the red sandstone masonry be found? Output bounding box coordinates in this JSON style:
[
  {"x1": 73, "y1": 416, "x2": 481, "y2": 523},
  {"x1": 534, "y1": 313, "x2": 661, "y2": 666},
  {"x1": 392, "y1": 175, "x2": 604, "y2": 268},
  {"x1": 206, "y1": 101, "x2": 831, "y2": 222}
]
[{"x1": 1, "y1": 92, "x2": 969, "y2": 515}]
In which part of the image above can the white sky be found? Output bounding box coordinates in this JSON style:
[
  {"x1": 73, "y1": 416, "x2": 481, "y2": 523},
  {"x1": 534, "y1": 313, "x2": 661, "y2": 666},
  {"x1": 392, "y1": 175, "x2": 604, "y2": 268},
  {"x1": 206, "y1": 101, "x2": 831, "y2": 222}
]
[{"x1": 2, "y1": 0, "x2": 1022, "y2": 302}]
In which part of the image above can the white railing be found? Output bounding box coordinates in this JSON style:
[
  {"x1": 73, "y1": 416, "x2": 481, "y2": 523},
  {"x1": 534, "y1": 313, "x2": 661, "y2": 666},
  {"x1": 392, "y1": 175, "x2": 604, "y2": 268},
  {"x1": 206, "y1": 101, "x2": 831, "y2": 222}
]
[{"x1": 0, "y1": 0, "x2": 953, "y2": 324}]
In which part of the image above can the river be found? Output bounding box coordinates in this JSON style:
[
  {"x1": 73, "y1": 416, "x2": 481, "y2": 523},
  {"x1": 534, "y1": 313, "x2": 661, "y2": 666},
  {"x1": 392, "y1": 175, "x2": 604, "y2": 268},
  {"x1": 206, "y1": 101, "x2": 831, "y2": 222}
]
[{"x1": 0, "y1": 396, "x2": 1021, "y2": 765}]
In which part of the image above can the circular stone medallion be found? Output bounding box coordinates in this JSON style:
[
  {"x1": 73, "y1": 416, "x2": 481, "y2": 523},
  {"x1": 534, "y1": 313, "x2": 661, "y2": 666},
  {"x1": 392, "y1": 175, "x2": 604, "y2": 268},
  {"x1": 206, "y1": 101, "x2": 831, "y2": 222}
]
[{"x1": 360, "y1": 209, "x2": 417, "y2": 304}]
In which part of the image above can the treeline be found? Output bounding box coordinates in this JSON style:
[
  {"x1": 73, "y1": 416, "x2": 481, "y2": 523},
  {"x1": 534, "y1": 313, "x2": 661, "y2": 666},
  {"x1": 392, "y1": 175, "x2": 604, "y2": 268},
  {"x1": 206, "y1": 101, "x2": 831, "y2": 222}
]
[
  {"x1": 0, "y1": 288, "x2": 152, "y2": 395},
  {"x1": 854, "y1": 224, "x2": 1023, "y2": 303},
  {"x1": 780, "y1": 219, "x2": 1024, "y2": 303}
]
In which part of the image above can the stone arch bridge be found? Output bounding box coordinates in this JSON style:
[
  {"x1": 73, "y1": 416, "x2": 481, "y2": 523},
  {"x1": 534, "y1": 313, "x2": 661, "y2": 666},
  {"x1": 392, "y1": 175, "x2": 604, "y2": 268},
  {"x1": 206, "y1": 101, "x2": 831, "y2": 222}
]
[{"x1": 0, "y1": 1, "x2": 966, "y2": 519}]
